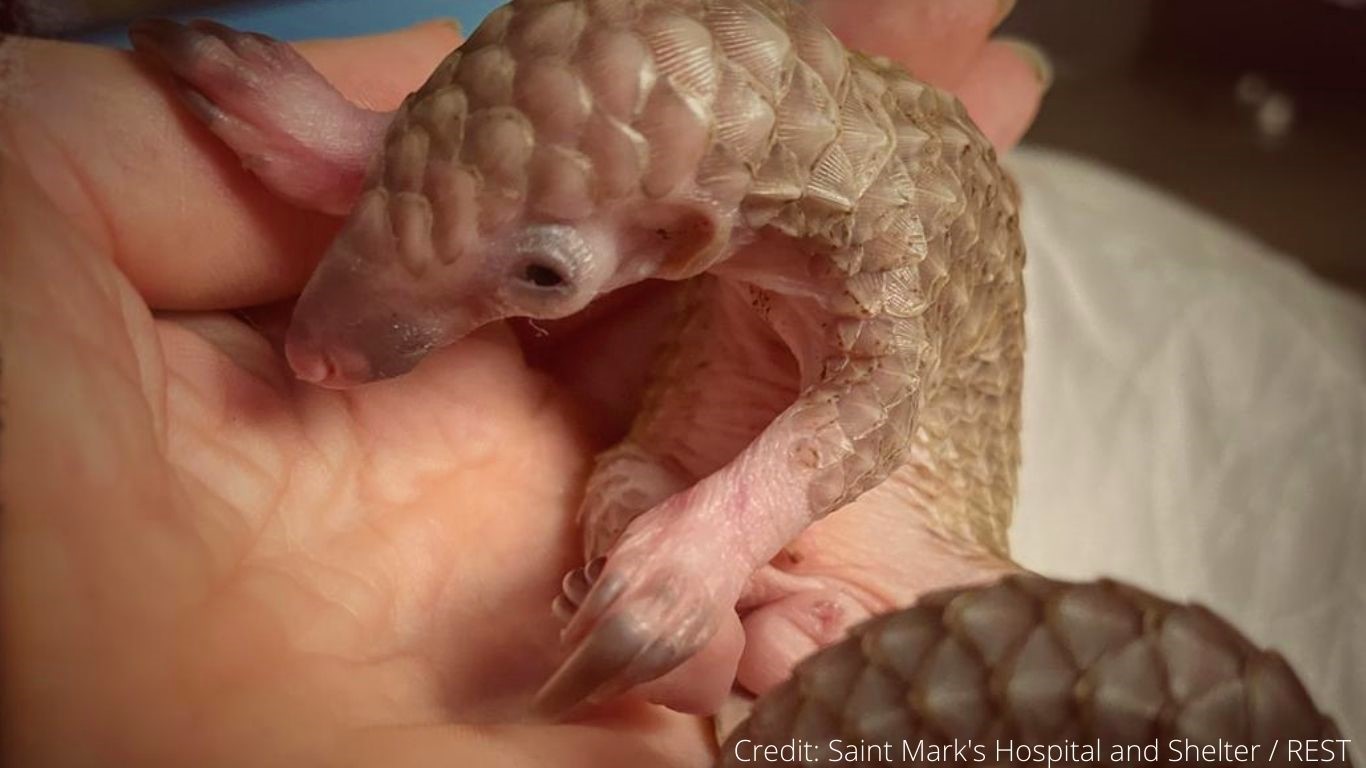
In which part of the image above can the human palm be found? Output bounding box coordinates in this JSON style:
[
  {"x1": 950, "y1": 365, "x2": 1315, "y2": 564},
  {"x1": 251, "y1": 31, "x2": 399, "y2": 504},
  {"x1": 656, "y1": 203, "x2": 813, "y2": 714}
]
[{"x1": 1, "y1": 3, "x2": 1044, "y2": 765}]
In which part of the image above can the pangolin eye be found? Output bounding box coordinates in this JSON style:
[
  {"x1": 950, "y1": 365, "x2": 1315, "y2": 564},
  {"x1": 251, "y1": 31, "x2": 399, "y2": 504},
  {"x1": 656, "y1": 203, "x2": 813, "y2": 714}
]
[{"x1": 521, "y1": 261, "x2": 567, "y2": 289}]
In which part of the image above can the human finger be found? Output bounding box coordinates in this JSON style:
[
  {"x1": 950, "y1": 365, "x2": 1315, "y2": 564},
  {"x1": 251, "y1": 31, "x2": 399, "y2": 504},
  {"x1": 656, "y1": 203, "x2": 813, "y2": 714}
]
[
  {"x1": 955, "y1": 39, "x2": 1052, "y2": 152},
  {"x1": 808, "y1": 0, "x2": 1014, "y2": 88},
  {"x1": 0, "y1": 21, "x2": 461, "y2": 311}
]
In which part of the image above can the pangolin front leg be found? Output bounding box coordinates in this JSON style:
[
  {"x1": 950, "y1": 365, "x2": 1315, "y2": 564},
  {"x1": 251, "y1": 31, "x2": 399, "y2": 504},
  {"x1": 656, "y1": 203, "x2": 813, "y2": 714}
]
[
  {"x1": 129, "y1": 19, "x2": 389, "y2": 215},
  {"x1": 537, "y1": 249, "x2": 936, "y2": 714},
  {"x1": 576, "y1": 275, "x2": 798, "y2": 561},
  {"x1": 548, "y1": 274, "x2": 818, "y2": 712}
]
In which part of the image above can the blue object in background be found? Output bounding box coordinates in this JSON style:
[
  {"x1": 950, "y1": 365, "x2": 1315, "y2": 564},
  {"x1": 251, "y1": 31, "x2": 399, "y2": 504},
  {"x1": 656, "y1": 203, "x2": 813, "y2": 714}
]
[{"x1": 78, "y1": 0, "x2": 501, "y2": 47}]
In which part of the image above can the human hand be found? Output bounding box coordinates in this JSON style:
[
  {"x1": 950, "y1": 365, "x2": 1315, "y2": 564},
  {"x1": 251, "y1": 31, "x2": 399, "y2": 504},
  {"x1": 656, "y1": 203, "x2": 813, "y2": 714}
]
[{"x1": 0, "y1": 3, "x2": 1044, "y2": 765}]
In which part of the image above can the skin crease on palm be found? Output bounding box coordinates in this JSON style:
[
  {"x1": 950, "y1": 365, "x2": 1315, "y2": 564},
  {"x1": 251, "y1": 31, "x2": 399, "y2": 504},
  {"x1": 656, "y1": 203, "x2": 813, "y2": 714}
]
[{"x1": 0, "y1": 1, "x2": 1045, "y2": 765}]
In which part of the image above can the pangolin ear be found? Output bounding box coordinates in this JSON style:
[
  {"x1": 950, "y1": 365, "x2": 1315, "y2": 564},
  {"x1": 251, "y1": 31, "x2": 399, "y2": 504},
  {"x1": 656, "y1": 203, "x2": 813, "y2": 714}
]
[{"x1": 626, "y1": 201, "x2": 728, "y2": 280}]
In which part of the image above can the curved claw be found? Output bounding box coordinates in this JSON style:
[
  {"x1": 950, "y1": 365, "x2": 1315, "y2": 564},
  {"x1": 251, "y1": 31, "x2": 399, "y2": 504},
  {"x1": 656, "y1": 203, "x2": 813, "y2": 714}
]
[
  {"x1": 558, "y1": 556, "x2": 606, "y2": 613},
  {"x1": 560, "y1": 568, "x2": 627, "y2": 646},
  {"x1": 128, "y1": 18, "x2": 271, "y2": 99},
  {"x1": 536, "y1": 553, "x2": 722, "y2": 718},
  {"x1": 534, "y1": 613, "x2": 675, "y2": 717},
  {"x1": 536, "y1": 558, "x2": 627, "y2": 715}
]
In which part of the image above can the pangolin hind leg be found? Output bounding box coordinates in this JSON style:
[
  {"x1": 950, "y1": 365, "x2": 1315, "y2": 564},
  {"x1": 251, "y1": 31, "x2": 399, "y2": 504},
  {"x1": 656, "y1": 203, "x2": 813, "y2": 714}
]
[
  {"x1": 734, "y1": 301, "x2": 1027, "y2": 696},
  {"x1": 128, "y1": 19, "x2": 389, "y2": 215},
  {"x1": 538, "y1": 274, "x2": 934, "y2": 717},
  {"x1": 575, "y1": 277, "x2": 799, "y2": 561},
  {"x1": 541, "y1": 276, "x2": 801, "y2": 715}
]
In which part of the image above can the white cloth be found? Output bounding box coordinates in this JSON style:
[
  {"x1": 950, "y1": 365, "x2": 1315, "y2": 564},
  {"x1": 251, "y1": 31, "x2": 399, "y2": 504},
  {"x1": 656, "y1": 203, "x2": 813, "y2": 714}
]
[{"x1": 1008, "y1": 147, "x2": 1366, "y2": 749}]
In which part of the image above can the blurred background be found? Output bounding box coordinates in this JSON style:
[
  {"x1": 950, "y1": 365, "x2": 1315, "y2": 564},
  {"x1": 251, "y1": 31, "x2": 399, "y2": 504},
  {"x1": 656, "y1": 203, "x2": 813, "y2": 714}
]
[
  {"x1": 999, "y1": 0, "x2": 1366, "y2": 294},
  {"x1": 4, "y1": 0, "x2": 1363, "y2": 292}
]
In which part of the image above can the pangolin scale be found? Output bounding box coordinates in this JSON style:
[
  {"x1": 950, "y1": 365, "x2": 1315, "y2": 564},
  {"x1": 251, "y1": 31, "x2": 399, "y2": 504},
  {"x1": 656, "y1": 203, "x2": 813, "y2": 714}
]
[{"x1": 720, "y1": 575, "x2": 1352, "y2": 767}]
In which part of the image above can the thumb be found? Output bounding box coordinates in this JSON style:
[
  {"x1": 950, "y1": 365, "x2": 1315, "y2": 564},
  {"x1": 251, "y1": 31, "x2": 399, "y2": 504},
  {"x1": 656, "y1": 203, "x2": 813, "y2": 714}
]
[{"x1": 0, "y1": 20, "x2": 462, "y2": 313}]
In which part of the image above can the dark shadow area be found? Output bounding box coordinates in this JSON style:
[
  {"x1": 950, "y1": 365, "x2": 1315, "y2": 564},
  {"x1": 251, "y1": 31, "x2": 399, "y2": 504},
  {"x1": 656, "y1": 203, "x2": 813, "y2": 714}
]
[{"x1": 1001, "y1": 0, "x2": 1366, "y2": 293}]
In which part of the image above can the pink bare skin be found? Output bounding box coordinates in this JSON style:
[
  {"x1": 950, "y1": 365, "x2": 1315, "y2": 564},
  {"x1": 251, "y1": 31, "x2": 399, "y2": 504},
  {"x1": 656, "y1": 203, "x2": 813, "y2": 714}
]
[
  {"x1": 127, "y1": 18, "x2": 391, "y2": 216},
  {"x1": 1, "y1": 5, "x2": 1043, "y2": 766}
]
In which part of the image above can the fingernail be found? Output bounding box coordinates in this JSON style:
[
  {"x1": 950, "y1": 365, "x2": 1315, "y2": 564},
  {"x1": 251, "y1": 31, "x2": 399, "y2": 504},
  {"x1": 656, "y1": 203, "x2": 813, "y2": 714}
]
[
  {"x1": 993, "y1": 0, "x2": 1018, "y2": 28},
  {"x1": 1001, "y1": 38, "x2": 1054, "y2": 92},
  {"x1": 411, "y1": 17, "x2": 462, "y2": 38}
]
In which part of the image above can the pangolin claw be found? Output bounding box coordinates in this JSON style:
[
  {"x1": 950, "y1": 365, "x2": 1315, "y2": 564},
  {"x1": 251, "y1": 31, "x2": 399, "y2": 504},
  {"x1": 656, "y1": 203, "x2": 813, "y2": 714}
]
[{"x1": 537, "y1": 552, "x2": 718, "y2": 718}]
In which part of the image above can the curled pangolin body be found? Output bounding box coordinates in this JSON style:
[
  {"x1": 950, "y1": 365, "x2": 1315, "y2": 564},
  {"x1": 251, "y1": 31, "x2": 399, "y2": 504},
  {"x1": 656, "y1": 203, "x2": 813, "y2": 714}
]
[
  {"x1": 356, "y1": 1, "x2": 1343, "y2": 743},
  {"x1": 378, "y1": 0, "x2": 1024, "y2": 553},
  {"x1": 720, "y1": 575, "x2": 1352, "y2": 767},
  {"x1": 129, "y1": 0, "x2": 1347, "y2": 750}
]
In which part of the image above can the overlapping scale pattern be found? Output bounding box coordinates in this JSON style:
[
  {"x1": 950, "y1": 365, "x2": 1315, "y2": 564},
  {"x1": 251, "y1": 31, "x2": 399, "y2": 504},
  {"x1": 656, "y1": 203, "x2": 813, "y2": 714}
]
[
  {"x1": 371, "y1": 0, "x2": 1024, "y2": 551},
  {"x1": 720, "y1": 576, "x2": 1351, "y2": 768}
]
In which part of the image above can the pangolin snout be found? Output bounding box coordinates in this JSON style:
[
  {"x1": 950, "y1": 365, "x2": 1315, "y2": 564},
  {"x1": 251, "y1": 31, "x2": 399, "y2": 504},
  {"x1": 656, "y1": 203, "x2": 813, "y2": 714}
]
[
  {"x1": 284, "y1": 247, "x2": 452, "y2": 388},
  {"x1": 285, "y1": 307, "x2": 440, "y2": 388}
]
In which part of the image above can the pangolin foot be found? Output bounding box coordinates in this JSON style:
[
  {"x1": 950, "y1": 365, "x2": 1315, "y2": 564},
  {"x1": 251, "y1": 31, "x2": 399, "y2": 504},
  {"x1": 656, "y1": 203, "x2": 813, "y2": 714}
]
[{"x1": 536, "y1": 534, "x2": 745, "y2": 717}]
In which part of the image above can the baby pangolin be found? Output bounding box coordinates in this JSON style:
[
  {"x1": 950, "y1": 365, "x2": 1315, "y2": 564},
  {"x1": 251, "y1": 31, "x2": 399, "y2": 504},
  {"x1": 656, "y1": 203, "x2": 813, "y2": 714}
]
[{"x1": 131, "y1": 0, "x2": 1024, "y2": 717}]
